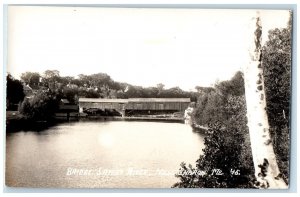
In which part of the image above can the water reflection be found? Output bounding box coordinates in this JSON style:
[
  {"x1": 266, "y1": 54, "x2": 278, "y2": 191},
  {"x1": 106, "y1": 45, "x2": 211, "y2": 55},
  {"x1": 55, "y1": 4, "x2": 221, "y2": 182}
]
[
  {"x1": 98, "y1": 132, "x2": 115, "y2": 148},
  {"x1": 6, "y1": 120, "x2": 205, "y2": 188}
]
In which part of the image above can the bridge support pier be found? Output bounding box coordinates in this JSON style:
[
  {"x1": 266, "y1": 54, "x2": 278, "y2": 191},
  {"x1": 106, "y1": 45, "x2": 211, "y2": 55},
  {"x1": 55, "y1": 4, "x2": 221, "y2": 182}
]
[{"x1": 121, "y1": 109, "x2": 125, "y2": 117}]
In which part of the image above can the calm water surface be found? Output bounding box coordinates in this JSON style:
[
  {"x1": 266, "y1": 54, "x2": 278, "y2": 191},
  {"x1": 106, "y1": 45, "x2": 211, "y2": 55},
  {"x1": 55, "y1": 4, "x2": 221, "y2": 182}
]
[{"x1": 6, "y1": 120, "x2": 205, "y2": 188}]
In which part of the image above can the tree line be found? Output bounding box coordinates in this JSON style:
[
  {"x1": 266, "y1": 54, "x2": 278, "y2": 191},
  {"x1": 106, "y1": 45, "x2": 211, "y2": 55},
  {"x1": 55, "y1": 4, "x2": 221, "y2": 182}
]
[
  {"x1": 7, "y1": 69, "x2": 200, "y2": 120},
  {"x1": 10, "y1": 70, "x2": 199, "y2": 104}
]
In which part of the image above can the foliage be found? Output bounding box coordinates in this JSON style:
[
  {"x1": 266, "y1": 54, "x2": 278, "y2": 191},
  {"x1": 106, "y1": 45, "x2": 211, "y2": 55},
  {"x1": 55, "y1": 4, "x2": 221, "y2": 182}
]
[
  {"x1": 174, "y1": 71, "x2": 255, "y2": 188},
  {"x1": 192, "y1": 71, "x2": 245, "y2": 127},
  {"x1": 262, "y1": 14, "x2": 292, "y2": 183},
  {"x1": 174, "y1": 97, "x2": 255, "y2": 188},
  {"x1": 174, "y1": 15, "x2": 292, "y2": 188},
  {"x1": 6, "y1": 74, "x2": 25, "y2": 108},
  {"x1": 192, "y1": 91, "x2": 226, "y2": 126},
  {"x1": 62, "y1": 86, "x2": 78, "y2": 104},
  {"x1": 44, "y1": 70, "x2": 60, "y2": 79},
  {"x1": 215, "y1": 71, "x2": 245, "y2": 97},
  {"x1": 20, "y1": 72, "x2": 41, "y2": 89},
  {"x1": 19, "y1": 90, "x2": 61, "y2": 120},
  {"x1": 18, "y1": 70, "x2": 197, "y2": 103},
  {"x1": 195, "y1": 86, "x2": 214, "y2": 94}
]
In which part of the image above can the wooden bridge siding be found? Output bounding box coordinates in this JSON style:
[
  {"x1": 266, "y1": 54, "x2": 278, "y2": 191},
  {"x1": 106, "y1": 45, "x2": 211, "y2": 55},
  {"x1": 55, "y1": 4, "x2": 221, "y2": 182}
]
[
  {"x1": 79, "y1": 101, "x2": 190, "y2": 111},
  {"x1": 125, "y1": 102, "x2": 189, "y2": 111},
  {"x1": 79, "y1": 102, "x2": 124, "y2": 110}
]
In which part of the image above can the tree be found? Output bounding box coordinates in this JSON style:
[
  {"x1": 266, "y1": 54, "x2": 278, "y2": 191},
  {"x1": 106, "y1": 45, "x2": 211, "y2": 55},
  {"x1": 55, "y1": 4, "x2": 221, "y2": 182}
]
[
  {"x1": 192, "y1": 90, "x2": 226, "y2": 126},
  {"x1": 262, "y1": 12, "x2": 292, "y2": 183},
  {"x1": 78, "y1": 74, "x2": 90, "y2": 87},
  {"x1": 44, "y1": 70, "x2": 60, "y2": 79},
  {"x1": 215, "y1": 71, "x2": 245, "y2": 97},
  {"x1": 156, "y1": 83, "x2": 165, "y2": 95},
  {"x1": 7, "y1": 74, "x2": 25, "y2": 109},
  {"x1": 60, "y1": 76, "x2": 75, "y2": 86},
  {"x1": 86, "y1": 90, "x2": 100, "y2": 98},
  {"x1": 192, "y1": 71, "x2": 245, "y2": 127},
  {"x1": 20, "y1": 72, "x2": 41, "y2": 88},
  {"x1": 62, "y1": 86, "x2": 78, "y2": 104},
  {"x1": 173, "y1": 71, "x2": 255, "y2": 188},
  {"x1": 42, "y1": 70, "x2": 60, "y2": 89},
  {"x1": 243, "y1": 13, "x2": 287, "y2": 188},
  {"x1": 90, "y1": 73, "x2": 113, "y2": 87},
  {"x1": 19, "y1": 90, "x2": 60, "y2": 120},
  {"x1": 157, "y1": 86, "x2": 190, "y2": 98},
  {"x1": 174, "y1": 95, "x2": 255, "y2": 188},
  {"x1": 195, "y1": 86, "x2": 214, "y2": 94}
]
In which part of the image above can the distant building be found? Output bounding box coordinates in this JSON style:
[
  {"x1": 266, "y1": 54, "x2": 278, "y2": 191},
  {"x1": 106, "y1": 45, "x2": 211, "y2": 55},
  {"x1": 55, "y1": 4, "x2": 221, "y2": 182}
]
[
  {"x1": 55, "y1": 98, "x2": 79, "y2": 120},
  {"x1": 60, "y1": 99, "x2": 70, "y2": 105},
  {"x1": 58, "y1": 99, "x2": 78, "y2": 112}
]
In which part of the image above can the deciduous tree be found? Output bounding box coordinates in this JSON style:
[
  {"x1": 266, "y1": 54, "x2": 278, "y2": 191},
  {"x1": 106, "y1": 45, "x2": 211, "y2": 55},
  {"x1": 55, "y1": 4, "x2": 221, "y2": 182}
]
[{"x1": 7, "y1": 74, "x2": 25, "y2": 109}]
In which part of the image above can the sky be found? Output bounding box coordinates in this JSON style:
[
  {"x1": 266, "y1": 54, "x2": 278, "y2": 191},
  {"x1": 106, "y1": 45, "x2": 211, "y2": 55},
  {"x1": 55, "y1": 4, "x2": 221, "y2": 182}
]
[{"x1": 6, "y1": 6, "x2": 290, "y2": 91}]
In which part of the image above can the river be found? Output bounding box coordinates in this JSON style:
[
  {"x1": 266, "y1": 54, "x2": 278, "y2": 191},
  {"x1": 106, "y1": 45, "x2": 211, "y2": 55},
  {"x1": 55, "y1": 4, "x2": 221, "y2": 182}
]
[{"x1": 6, "y1": 120, "x2": 205, "y2": 188}]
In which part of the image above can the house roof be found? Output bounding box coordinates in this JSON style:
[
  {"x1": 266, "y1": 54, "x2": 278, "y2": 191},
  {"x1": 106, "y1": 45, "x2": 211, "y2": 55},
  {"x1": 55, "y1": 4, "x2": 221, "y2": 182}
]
[
  {"x1": 79, "y1": 98, "x2": 190, "y2": 103},
  {"x1": 61, "y1": 99, "x2": 70, "y2": 104}
]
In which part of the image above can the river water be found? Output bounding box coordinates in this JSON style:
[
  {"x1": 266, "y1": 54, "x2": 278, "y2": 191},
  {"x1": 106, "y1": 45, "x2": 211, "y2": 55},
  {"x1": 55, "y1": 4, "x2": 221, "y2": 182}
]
[{"x1": 6, "y1": 120, "x2": 205, "y2": 188}]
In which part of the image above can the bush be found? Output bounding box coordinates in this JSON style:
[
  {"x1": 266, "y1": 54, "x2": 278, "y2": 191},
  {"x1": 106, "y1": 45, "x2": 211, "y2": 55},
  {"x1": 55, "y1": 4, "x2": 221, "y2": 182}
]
[
  {"x1": 19, "y1": 90, "x2": 60, "y2": 120},
  {"x1": 173, "y1": 122, "x2": 255, "y2": 188},
  {"x1": 174, "y1": 74, "x2": 256, "y2": 188}
]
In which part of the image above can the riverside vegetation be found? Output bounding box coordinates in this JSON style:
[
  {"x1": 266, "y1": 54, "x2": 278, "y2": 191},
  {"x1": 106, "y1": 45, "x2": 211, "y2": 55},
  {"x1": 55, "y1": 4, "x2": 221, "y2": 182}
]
[{"x1": 173, "y1": 16, "x2": 291, "y2": 188}]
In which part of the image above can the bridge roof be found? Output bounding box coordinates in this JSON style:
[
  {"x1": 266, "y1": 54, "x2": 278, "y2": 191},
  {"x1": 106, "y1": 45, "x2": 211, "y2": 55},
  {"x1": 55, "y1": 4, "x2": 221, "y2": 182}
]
[
  {"x1": 128, "y1": 98, "x2": 191, "y2": 102},
  {"x1": 79, "y1": 98, "x2": 191, "y2": 103},
  {"x1": 79, "y1": 98, "x2": 129, "y2": 103}
]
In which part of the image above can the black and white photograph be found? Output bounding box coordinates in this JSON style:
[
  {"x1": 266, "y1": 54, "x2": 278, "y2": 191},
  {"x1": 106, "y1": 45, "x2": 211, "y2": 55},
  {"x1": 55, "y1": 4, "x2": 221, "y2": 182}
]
[{"x1": 4, "y1": 5, "x2": 293, "y2": 189}]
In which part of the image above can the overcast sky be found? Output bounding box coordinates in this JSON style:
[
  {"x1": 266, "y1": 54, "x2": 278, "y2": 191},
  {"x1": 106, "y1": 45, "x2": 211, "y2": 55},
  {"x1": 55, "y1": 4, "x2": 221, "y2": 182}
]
[{"x1": 7, "y1": 6, "x2": 290, "y2": 91}]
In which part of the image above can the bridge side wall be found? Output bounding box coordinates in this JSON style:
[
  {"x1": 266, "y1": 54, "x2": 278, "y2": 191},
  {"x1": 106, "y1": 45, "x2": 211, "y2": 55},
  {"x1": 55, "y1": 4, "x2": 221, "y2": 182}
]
[
  {"x1": 79, "y1": 102, "x2": 125, "y2": 110},
  {"x1": 79, "y1": 101, "x2": 190, "y2": 112},
  {"x1": 126, "y1": 102, "x2": 190, "y2": 111}
]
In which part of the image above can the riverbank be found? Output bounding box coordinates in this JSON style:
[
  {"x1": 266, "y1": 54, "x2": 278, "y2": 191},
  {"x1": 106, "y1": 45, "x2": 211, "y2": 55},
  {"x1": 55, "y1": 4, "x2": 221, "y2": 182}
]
[
  {"x1": 183, "y1": 107, "x2": 209, "y2": 134},
  {"x1": 6, "y1": 111, "x2": 67, "y2": 132},
  {"x1": 190, "y1": 123, "x2": 209, "y2": 135},
  {"x1": 6, "y1": 118, "x2": 57, "y2": 133},
  {"x1": 6, "y1": 111, "x2": 186, "y2": 133},
  {"x1": 81, "y1": 115, "x2": 184, "y2": 122}
]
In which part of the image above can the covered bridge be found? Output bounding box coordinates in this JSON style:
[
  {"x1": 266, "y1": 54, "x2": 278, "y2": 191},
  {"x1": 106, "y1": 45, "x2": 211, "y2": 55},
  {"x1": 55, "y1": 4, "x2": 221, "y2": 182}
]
[{"x1": 78, "y1": 98, "x2": 191, "y2": 117}]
